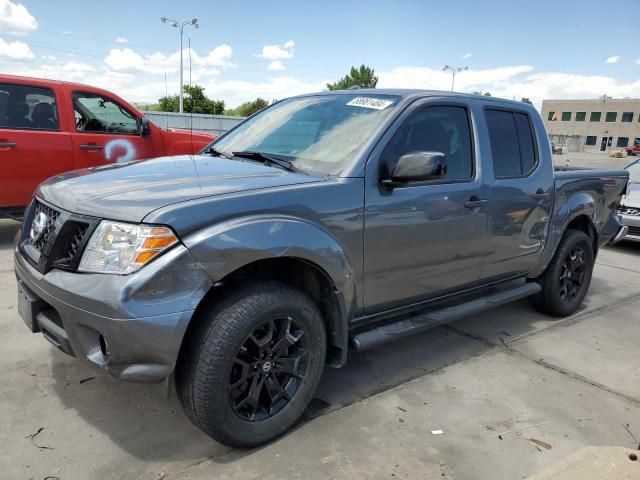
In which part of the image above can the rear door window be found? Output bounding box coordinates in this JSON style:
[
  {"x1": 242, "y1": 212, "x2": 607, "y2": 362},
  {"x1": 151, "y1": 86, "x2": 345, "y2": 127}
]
[
  {"x1": 485, "y1": 109, "x2": 538, "y2": 178},
  {"x1": 0, "y1": 83, "x2": 59, "y2": 131}
]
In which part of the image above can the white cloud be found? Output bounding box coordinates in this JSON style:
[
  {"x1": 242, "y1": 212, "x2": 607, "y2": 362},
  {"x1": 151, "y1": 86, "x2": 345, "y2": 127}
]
[
  {"x1": 605, "y1": 56, "x2": 620, "y2": 64},
  {"x1": 105, "y1": 44, "x2": 234, "y2": 74},
  {"x1": 635, "y1": 58, "x2": 640, "y2": 65},
  {"x1": 267, "y1": 60, "x2": 285, "y2": 71},
  {"x1": 62, "y1": 62, "x2": 95, "y2": 72},
  {"x1": 0, "y1": 0, "x2": 37, "y2": 36},
  {"x1": 257, "y1": 41, "x2": 294, "y2": 60},
  {"x1": 115, "y1": 36, "x2": 128, "y2": 44},
  {"x1": 378, "y1": 64, "x2": 640, "y2": 108},
  {"x1": 378, "y1": 65, "x2": 534, "y2": 92},
  {"x1": 0, "y1": 36, "x2": 33, "y2": 60},
  {"x1": 41, "y1": 54, "x2": 56, "y2": 61},
  {"x1": 196, "y1": 44, "x2": 234, "y2": 67},
  {"x1": 462, "y1": 52, "x2": 472, "y2": 59}
]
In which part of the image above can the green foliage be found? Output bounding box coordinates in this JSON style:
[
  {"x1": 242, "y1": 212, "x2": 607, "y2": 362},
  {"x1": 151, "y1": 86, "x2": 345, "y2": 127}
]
[
  {"x1": 226, "y1": 98, "x2": 269, "y2": 117},
  {"x1": 471, "y1": 90, "x2": 492, "y2": 96},
  {"x1": 521, "y1": 97, "x2": 533, "y2": 105},
  {"x1": 326, "y1": 65, "x2": 378, "y2": 91},
  {"x1": 158, "y1": 84, "x2": 225, "y2": 114}
]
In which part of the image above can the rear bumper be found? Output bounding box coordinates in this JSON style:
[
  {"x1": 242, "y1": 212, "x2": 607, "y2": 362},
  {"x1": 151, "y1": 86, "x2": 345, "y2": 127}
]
[{"x1": 14, "y1": 244, "x2": 213, "y2": 383}]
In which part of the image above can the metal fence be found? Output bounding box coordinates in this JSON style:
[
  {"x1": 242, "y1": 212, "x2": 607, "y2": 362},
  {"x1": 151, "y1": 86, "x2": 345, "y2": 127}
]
[{"x1": 143, "y1": 111, "x2": 245, "y2": 136}]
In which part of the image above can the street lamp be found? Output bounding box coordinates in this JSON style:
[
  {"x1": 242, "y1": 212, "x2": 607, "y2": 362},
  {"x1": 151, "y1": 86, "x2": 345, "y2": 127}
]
[
  {"x1": 442, "y1": 65, "x2": 468, "y2": 92},
  {"x1": 161, "y1": 16, "x2": 199, "y2": 113}
]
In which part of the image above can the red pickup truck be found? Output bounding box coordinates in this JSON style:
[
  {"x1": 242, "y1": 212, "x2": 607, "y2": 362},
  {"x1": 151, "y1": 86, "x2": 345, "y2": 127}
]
[{"x1": 0, "y1": 75, "x2": 215, "y2": 217}]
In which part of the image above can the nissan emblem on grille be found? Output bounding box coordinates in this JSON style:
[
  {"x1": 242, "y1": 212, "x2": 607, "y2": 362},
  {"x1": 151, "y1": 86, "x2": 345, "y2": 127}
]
[{"x1": 30, "y1": 211, "x2": 49, "y2": 242}]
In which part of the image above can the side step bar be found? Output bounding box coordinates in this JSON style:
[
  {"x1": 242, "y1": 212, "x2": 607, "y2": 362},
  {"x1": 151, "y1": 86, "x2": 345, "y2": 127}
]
[{"x1": 350, "y1": 282, "x2": 542, "y2": 351}]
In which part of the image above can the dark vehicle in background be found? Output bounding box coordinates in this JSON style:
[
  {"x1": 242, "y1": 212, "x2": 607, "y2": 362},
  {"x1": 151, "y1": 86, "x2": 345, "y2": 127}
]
[
  {"x1": 0, "y1": 75, "x2": 215, "y2": 218},
  {"x1": 14, "y1": 90, "x2": 628, "y2": 447},
  {"x1": 618, "y1": 159, "x2": 640, "y2": 241}
]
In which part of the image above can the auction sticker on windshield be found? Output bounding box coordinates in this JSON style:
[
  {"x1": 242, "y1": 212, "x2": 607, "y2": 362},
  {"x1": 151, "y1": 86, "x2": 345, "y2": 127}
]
[{"x1": 346, "y1": 97, "x2": 394, "y2": 110}]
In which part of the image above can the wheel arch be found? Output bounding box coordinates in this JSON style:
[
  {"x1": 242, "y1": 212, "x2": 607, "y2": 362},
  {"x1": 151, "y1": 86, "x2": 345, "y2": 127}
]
[{"x1": 180, "y1": 215, "x2": 358, "y2": 367}]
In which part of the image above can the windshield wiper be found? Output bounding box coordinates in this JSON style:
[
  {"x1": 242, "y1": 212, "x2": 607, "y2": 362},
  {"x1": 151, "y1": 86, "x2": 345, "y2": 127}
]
[
  {"x1": 232, "y1": 150, "x2": 302, "y2": 174},
  {"x1": 205, "y1": 146, "x2": 232, "y2": 159}
]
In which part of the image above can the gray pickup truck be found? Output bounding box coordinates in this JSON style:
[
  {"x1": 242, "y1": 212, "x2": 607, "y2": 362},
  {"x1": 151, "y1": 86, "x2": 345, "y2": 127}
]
[{"x1": 14, "y1": 90, "x2": 629, "y2": 447}]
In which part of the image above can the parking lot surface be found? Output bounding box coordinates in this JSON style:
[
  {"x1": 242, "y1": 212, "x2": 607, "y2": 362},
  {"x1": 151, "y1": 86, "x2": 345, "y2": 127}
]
[{"x1": 1, "y1": 152, "x2": 639, "y2": 479}]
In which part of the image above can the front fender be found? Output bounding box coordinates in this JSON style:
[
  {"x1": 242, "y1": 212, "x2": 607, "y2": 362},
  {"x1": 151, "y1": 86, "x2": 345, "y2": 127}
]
[{"x1": 182, "y1": 213, "x2": 357, "y2": 323}]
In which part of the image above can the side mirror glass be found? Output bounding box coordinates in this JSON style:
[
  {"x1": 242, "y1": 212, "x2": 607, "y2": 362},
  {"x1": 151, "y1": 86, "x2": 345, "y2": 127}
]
[
  {"x1": 138, "y1": 117, "x2": 150, "y2": 137},
  {"x1": 383, "y1": 151, "x2": 447, "y2": 187}
]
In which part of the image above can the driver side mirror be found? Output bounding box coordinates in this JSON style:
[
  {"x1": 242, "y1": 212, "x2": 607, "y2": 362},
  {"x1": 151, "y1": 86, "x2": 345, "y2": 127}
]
[
  {"x1": 382, "y1": 151, "x2": 447, "y2": 188},
  {"x1": 137, "y1": 117, "x2": 150, "y2": 137}
]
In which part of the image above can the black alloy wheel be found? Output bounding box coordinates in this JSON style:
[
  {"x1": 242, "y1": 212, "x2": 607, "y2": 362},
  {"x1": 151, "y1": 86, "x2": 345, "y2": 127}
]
[
  {"x1": 558, "y1": 246, "x2": 586, "y2": 302},
  {"x1": 229, "y1": 317, "x2": 308, "y2": 421},
  {"x1": 528, "y1": 229, "x2": 594, "y2": 317}
]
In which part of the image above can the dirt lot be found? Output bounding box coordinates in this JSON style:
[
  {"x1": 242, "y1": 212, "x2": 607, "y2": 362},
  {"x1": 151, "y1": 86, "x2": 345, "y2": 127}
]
[{"x1": 1, "y1": 151, "x2": 639, "y2": 479}]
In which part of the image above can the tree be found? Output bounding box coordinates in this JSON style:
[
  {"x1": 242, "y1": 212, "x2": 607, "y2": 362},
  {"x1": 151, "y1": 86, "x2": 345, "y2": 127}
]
[
  {"x1": 471, "y1": 90, "x2": 492, "y2": 96},
  {"x1": 521, "y1": 97, "x2": 533, "y2": 105},
  {"x1": 326, "y1": 65, "x2": 378, "y2": 91},
  {"x1": 158, "y1": 84, "x2": 225, "y2": 114},
  {"x1": 227, "y1": 98, "x2": 269, "y2": 117}
]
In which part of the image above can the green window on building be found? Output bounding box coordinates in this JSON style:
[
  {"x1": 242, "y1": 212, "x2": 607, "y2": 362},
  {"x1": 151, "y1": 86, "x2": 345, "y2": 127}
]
[
  {"x1": 547, "y1": 111, "x2": 555, "y2": 121},
  {"x1": 585, "y1": 136, "x2": 597, "y2": 146},
  {"x1": 616, "y1": 137, "x2": 629, "y2": 147},
  {"x1": 605, "y1": 112, "x2": 617, "y2": 122},
  {"x1": 590, "y1": 112, "x2": 601, "y2": 122},
  {"x1": 561, "y1": 112, "x2": 571, "y2": 121},
  {"x1": 575, "y1": 112, "x2": 586, "y2": 121},
  {"x1": 621, "y1": 112, "x2": 633, "y2": 122}
]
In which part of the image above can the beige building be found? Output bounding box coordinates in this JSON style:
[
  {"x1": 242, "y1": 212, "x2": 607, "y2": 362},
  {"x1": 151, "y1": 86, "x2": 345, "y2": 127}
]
[{"x1": 541, "y1": 97, "x2": 640, "y2": 152}]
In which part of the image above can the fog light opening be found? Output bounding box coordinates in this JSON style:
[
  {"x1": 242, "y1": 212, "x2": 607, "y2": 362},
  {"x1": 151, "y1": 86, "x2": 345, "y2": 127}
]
[{"x1": 99, "y1": 335, "x2": 109, "y2": 360}]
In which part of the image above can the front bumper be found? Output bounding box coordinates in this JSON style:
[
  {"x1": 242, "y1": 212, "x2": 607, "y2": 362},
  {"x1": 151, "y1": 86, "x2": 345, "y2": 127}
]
[
  {"x1": 619, "y1": 212, "x2": 640, "y2": 242},
  {"x1": 14, "y1": 244, "x2": 213, "y2": 383}
]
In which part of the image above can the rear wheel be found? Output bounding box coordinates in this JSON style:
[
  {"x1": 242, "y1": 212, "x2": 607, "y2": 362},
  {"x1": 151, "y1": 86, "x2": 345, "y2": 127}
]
[
  {"x1": 529, "y1": 229, "x2": 595, "y2": 317},
  {"x1": 175, "y1": 281, "x2": 326, "y2": 448}
]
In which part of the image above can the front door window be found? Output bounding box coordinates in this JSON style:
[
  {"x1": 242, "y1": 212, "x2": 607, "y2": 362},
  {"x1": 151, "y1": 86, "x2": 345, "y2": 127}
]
[{"x1": 73, "y1": 92, "x2": 139, "y2": 135}]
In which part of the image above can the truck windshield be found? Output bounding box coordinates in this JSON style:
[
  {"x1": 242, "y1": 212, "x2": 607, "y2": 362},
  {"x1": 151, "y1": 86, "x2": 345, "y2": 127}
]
[{"x1": 206, "y1": 94, "x2": 401, "y2": 175}]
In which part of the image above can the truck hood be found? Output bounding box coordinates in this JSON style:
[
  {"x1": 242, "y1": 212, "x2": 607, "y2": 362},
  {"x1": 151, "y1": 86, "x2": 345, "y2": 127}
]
[{"x1": 37, "y1": 155, "x2": 322, "y2": 222}]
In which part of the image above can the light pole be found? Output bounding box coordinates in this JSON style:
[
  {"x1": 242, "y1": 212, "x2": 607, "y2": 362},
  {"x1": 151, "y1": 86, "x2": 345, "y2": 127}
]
[
  {"x1": 161, "y1": 16, "x2": 199, "y2": 113},
  {"x1": 442, "y1": 65, "x2": 468, "y2": 92}
]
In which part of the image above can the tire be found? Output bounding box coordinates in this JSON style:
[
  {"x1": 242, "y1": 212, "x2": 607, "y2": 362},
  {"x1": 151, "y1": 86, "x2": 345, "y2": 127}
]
[
  {"x1": 529, "y1": 229, "x2": 595, "y2": 317},
  {"x1": 175, "y1": 281, "x2": 326, "y2": 448}
]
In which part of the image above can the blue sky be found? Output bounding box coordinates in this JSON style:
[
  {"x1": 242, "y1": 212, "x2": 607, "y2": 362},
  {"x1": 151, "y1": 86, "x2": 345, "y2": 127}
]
[{"x1": 1, "y1": 0, "x2": 639, "y2": 107}]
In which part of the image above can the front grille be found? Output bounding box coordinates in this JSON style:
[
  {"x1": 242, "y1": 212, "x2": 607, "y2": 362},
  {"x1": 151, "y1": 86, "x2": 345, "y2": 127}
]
[
  {"x1": 30, "y1": 200, "x2": 60, "y2": 251},
  {"x1": 21, "y1": 199, "x2": 97, "y2": 273},
  {"x1": 620, "y1": 206, "x2": 640, "y2": 217},
  {"x1": 61, "y1": 223, "x2": 89, "y2": 264},
  {"x1": 628, "y1": 226, "x2": 640, "y2": 237}
]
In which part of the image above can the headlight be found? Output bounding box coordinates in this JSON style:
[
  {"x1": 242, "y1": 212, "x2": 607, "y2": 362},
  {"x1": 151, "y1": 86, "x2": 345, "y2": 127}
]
[{"x1": 78, "y1": 221, "x2": 178, "y2": 274}]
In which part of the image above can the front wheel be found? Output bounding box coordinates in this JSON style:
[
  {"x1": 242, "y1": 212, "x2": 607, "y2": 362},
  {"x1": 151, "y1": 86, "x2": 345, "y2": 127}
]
[
  {"x1": 175, "y1": 281, "x2": 326, "y2": 448},
  {"x1": 529, "y1": 229, "x2": 595, "y2": 317}
]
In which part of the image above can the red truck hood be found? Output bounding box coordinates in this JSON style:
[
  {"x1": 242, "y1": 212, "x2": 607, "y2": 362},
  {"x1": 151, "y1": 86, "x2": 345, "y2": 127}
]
[
  {"x1": 163, "y1": 127, "x2": 215, "y2": 143},
  {"x1": 36, "y1": 154, "x2": 321, "y2": 223}
]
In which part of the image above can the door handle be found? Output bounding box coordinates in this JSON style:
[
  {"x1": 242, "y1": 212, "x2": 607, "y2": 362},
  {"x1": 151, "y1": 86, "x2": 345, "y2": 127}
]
[
  {"x1": 0, "y1": 141, "x2": 17, "y2": 148},
  {"x1": 79, "y1": 144, "x2": 103, "y2": 150},
  {"x1": 464, "y1": 197, "x2": 487, "y2": 209},
  {"x1": 532, "y1": 189, "x2": 550, "y2": 200}
]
